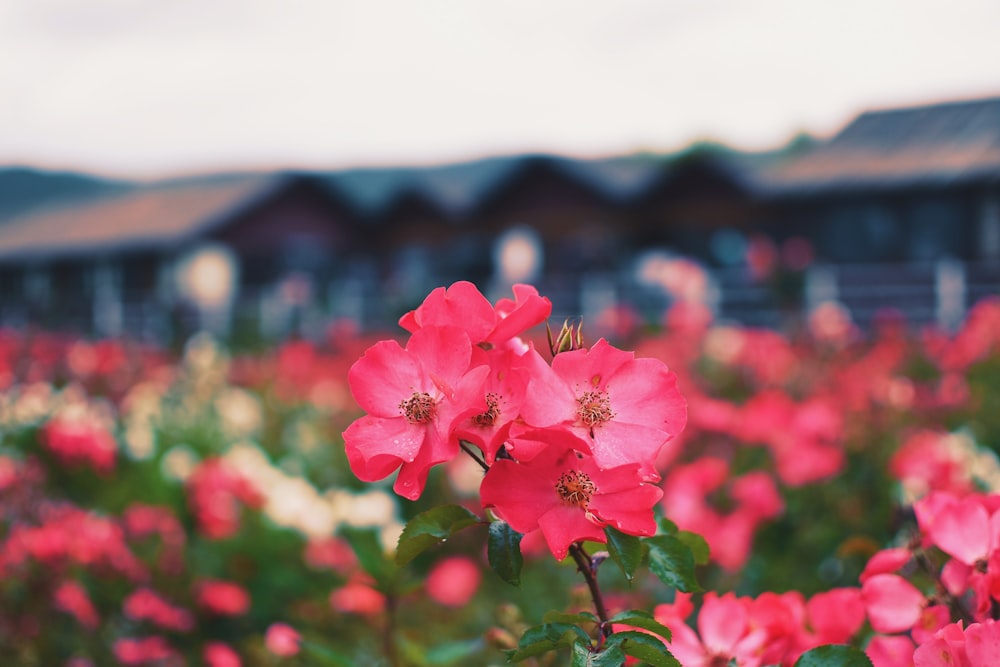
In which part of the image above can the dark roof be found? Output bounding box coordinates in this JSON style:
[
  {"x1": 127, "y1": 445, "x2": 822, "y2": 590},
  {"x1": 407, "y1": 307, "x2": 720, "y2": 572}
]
[
  {"x1": 755, "y1": 96, "x2": 1000, "y2": 196},
  {"x1": 0, "y1": 174, "x2": 287, "y2": 261}
]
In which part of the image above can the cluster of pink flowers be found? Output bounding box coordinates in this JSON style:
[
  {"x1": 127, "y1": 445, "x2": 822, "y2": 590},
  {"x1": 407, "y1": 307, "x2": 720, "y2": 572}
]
[
  {"x1": 185, "y1": 458, "x2": 264, "y2": 540},
  {"x1": 41, "y1": 414, "x2": 118, "y2": 474},
  {"x1": 343, "y1": 282, "x2": 688, "y2": 559}
]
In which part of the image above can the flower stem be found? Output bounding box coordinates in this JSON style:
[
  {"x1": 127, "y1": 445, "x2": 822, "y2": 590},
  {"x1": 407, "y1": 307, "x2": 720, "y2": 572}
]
[
  {"x1": 569, "y1": 542, "x2": 612, "y2": 642},
  {"x1": 460, "y1": 440, "x2": 489, "y2": 472}
]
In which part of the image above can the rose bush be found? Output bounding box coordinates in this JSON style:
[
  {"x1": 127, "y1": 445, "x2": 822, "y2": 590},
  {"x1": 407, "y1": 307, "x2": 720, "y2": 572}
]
[{"x1": 1, "y1": 288, "x2": 1000, "y2": 665}]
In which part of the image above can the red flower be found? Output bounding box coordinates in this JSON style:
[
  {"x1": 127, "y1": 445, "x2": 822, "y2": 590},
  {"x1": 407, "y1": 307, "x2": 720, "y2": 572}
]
[
  {"x1": 343, "y1": 325, "x2": 488, "y2": 500},
  {"x1": 480, "y1": 441, "x2": 662, "y2": 560}
]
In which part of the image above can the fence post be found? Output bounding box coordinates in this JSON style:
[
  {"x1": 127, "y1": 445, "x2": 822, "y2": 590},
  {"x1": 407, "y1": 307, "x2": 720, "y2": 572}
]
[
  {"x1": 935, "y1": 258, "x2": 966, "y2": 331},
  {"x1": 805, "y1": 264, "x2": 838, "y2": 312}
]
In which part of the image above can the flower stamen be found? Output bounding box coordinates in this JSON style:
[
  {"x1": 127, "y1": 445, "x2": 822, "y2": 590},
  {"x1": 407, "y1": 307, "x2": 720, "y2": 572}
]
[
  {"x1": 399, "y1": 392, "x2": 437, "y2": 424},
  {"x1": 556, "y1": 470, "x2": 596, "y2": 508},
  {"x1": 576, "y1": 390, "x2": 614, "y2": 428},
  {"x1": 473, "y1": 392, "x2": 501, "y2": 427}
]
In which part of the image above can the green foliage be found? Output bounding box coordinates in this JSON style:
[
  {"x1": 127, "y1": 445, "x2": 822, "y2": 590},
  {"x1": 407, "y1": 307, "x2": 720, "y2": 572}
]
[
  {"x1": 607, "y1": 610, "x2": 671, "y2": 642},
  {"x1": 571, "y1": 641, "x2": 626, "y2": 666},
  {"x1": 488, "y1": 520, "x2": 524, "y2": 586},
  {"x1": 395, "y1": 504, "x2": 481, "y2": 566},
  {"x1": 506, "y1": 623, "x2": 591, "y2": 662},
  {"x1": 794, "y1": 644, "x2": 874, "y2": 667},
  {"x1": 604, "y1": 526, "x2": 644, "y2": 582},
  {"x1": 606, "y1": 631, "x2": 681, "y2": 667},
  {"x1": 645, "y1": 534, "x2": 703, "y2": 593},
  {"x1": 341, "y1": 525, "x2": 396, "y2": 588}
]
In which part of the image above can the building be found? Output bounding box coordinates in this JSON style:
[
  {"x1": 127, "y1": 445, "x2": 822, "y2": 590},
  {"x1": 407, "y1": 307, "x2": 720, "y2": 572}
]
[{"x1": 0, "y1": 94, "x2": 998, "y2": 340}]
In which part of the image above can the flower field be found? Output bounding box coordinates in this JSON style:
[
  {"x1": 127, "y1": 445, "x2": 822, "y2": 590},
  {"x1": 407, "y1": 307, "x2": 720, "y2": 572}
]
[{"x1": 3, "y1": 284, "x2": 1000, "y2": 666}]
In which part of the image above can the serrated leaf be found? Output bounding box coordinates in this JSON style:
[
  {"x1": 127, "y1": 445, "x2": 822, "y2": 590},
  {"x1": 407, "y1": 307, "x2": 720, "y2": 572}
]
[
  {"x1": 488, "y1": 520, "x2": 523, "y2": 586},
  {"x1": 340, "y1": 525, "x2": 394, "y2": 586},
  {"x1": 676, "y1": 530, "x2": 710, "y2": 566},
  {"x1": 395, "y1": 504, "x2": 480, "y2": 566},
  {"x1": 645, "y1": 535, "x2": 702, "y2": 593},
  {"x1": 794, "y1": 644, "x2": 873, "y2": 667},
  {"x1": 507, "y1": 623, "x2": 591, "y2": 662},
  {"x1": 607, "y1": 631, "x2": 681, "y2": 667},
  {"x1": 543, "y1": 610, "x2": 600, "y2": 626},
  {"x1": 571, "y1": 641, "x2": 626, "y2": 667},
  {"x1": 604, "y1": 526, "x2": 643, "y2": 582},
  {"x1": 607, "y1": 610, "x2": 672, "y2": 642}
]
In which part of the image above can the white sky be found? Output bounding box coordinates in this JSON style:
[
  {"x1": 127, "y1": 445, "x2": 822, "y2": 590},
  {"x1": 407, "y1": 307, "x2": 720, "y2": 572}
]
[{"x1": 2, "y1": 0, "x2": 1000, "y2": 179}]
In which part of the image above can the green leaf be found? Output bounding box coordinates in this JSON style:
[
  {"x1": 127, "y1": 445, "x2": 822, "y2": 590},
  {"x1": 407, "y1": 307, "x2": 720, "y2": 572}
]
[
  {"x1": 676, "y1": 530, "x2": 710, "y2": 566},
  {"x1": 604, "y1": 526, "x2": 643, "y2": 582},
  {"x1": 645, "y1": 535, "x2": 702, "y2": 593},
  {"x1": 301, "y1": 640, "x2": 356, "y2": 667},
  {"x1": 571, "y1": 641, "x2": 626, "y2": 667},
  {"x1": 658, "y1": 517, "x2": 678, "y2": 534},
  {"x1": 488, "y1": 520, "x2": 524, "y2": 586},
  {"x1": 424, "y1": 638, "x2": 486, "y2": 665},
  {"x1": 794, "y1": 645, "x2": 873, "y2": 667},
  {"x1": 340, "y1": 525, "x2": 394, "y2": 586},
  {"x1": 607, "y1": 631, "x2": 681, "y2": 667},
  {"x1": 506, "y1": 623, "x2": 591, "y2": 662},
  {"x1": 607, "y1": 610, "x2": 671, "y2": 642},
  {"x1": 543, "y1": 610, "x2": 600, "y2": 626},
  {"x1": 395, "y1": 504, "x2": 480, "y2": 566}
]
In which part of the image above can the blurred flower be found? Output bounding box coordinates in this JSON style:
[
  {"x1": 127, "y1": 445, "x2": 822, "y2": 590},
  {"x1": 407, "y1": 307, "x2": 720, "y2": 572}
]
[
  {"x1": 264, "y1": 623, "x2": 301, "y2": 657},
  {"x1": 203, "y1": 642, "x2": 241, "y2": 667},
  {"x1": 196, "y1": 579, "x2": 250, "y2": 617},
  {"x1": 123, "y1": 588, "x2": 194, "y2": 632},
  {"x1": 330, "y1": 575, "x2": 386, "y2": 616},
  {"x1": 113, "y1": 636, "x2": 181, "y2": 666},
  {"x1": 426, "y1": 556, "x2": 481, "y2": 608},
  {"x1": 53, "y1": 580, "x2": 99, "y2": 630}
]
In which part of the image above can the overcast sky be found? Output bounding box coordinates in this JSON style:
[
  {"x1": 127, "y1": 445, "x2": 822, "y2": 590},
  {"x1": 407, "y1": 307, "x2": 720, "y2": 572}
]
[{"x1": 2, "y1": 0, "x2": 1000, "y2": 178}]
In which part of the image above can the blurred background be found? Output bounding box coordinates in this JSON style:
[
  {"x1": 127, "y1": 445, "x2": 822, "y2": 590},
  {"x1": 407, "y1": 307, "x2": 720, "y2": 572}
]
[{"x1": 2, "y1": 0, "x2": 1000, "y2": 344}]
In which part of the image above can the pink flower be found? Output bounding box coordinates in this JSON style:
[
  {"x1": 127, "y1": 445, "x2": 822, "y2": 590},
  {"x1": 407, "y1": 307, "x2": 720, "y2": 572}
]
[
  {"x1": 862, "y1": 573, "x2": 926, "y2": 634},
  {"x1": 399, "y1": 281, "x2": 551, "y2": 348},
  {"x1": 518, "y1": 338, "x2": 686, "y2": 479},
  {"x1": 805, "y1": 587, "x2": 865, "y2": 644},
  {"x1": 196, "y1": 579, "x2": 251, "y2": 616},
  {"x1": 866, "y1": 634, "x2": 915, "y2": 667},
  {"x1": 330, "y1": 577, "x2": 386, "y2": 615},
  {"x1": 203, "y1": 642, "x2": 241, "y2": 667},
  {"x1": 912, "y1": 620, "x2": 1000, "y2": 667},
  {"x1": 860, "y1": 548, "x2": 913, "y2": 583},
  {"x1": 926, "y1": 496, "x2": 1000, "y2": 567},
  {"x1": 426, "y1": 556, "x2": 481, "y2": 608},
  {"x1": 343, "y1": 325, "x2": 489, "y2": 500},
  {"x1": 480, "y1": 442, "x2": 662, "y2": 560},
  {"x1": 42, "y1": 415, "x2": 117, "y2": 474},
  {"x1": 112, "y1": 636, "x2": 180, "y2": 665},
  {"x1": 186, "y1": 458, "x2": 263, "y2": 539},
  {"x1": 265, "y1": 623, "x2": 301, "y2": 657},
  {"x1": 451, "y1": 346, "x2": 530, "y2": 464},
  {"x1": 123, "y1": 588, "x2": 194, "y2": 632},
  {"x1": 657, "y1": 592, "x2": 768, "y2": 667},
  {"x1": 53, "y1": 580, "x2": 99, "y2": 630}
]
